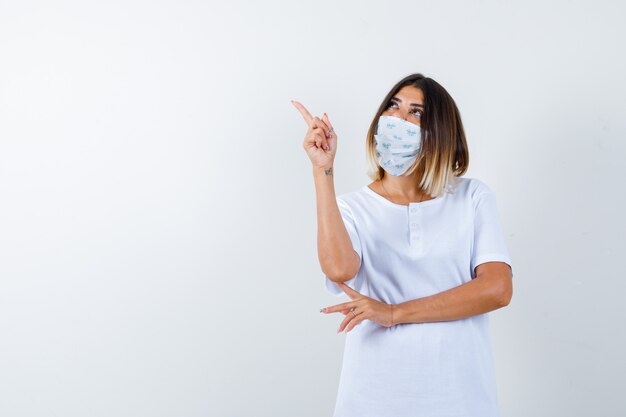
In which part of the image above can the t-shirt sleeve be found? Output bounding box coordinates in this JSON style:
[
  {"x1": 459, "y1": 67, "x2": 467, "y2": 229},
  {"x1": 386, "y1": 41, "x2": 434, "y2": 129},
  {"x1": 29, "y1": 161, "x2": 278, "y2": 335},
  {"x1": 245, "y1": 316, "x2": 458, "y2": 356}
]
[
  {"x1": 470, "y1": 185, "x2": 513, "y2": 278},
  {"x1": 323, "y1": 197, "x2": 363, "y2": 297}
]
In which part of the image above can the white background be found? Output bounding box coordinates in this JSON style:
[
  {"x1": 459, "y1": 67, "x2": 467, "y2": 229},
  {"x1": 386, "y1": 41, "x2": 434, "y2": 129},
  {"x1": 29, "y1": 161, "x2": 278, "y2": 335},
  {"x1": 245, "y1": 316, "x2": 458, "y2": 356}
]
[{"x1": 1, "y1": 0, "x2": 624, "y2": 416}]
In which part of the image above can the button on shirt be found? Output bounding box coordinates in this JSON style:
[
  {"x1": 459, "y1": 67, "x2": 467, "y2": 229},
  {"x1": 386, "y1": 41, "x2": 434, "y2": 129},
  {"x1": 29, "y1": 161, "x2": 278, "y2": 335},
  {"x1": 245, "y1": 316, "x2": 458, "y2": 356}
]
[{"x1": 323, "y1": 177, "x2": 513, "y2": 417}]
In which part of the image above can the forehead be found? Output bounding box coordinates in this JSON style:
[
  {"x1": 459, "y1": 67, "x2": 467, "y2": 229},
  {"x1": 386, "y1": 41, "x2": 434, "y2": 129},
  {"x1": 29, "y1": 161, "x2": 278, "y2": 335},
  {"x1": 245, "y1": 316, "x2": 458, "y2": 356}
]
[{"x1": 394, "y1": 85, "x2": 424, "y2": 104}]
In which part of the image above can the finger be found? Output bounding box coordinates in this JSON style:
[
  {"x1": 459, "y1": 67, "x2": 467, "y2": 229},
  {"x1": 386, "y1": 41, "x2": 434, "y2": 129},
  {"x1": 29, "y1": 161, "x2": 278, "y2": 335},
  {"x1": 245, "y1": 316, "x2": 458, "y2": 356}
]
[
  {"x1": 329, "y1": 308, "x2": 353, "y2": 316},
  {"x1": 311, "y1": 116, "x2": 331, "y2": 139},
  {"x1": 322, "y1": 302, "x2": 354, "y2": 314},
  {"x1": 306, "y1": 115, "x2": 330, "y2": 151},
  {"x1": 322, "y1": 113, "x2": 334, "y2": 152},
  {"x1": 312, "y1": 130, "x2": 325, "y2": 149},
  {"x1": 345, "y1": 314, "x2": 366, "y2": 333},
  {"x1": 291, "y1": 100, "x2": 314, "y2": 126},
  {"x1": 320, "y1": 307, "x2": 352, "y2": 316},
  {"x1": 322, "y1": 113, "x2": 334, "y2": 150},
  {"x1": 321, "y1": 308, "x2": 352, "y2": 316},
  {"x1": 322, "y1": 113, "x2": 334, "y2": 136},
  {"x1": 338, "y1": 311, "x2": 364, "y2": 333},
  {"x1": 338, "y1": 282, "x2": 361, "y2": 300},
  {"x1": 337, "y1": 314, "x2": 354, "y2": 333},
  {"x1": 318, "y1": 120, "x2": 331, "y2": 151}
]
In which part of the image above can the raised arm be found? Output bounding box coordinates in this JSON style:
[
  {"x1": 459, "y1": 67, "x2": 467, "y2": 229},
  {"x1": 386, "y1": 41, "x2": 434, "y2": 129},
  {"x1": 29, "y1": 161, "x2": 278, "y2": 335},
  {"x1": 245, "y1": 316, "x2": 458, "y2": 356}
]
[{"x1": 291, "y1": 99, "x2": 359, "y2": 283}]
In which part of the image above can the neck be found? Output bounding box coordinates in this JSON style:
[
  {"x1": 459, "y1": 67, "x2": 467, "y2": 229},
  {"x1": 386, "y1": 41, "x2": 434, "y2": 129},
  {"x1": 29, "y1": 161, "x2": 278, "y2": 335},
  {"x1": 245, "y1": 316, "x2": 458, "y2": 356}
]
[{"x1": 381, "y1": 174, "x2": 426, "y2": 199}]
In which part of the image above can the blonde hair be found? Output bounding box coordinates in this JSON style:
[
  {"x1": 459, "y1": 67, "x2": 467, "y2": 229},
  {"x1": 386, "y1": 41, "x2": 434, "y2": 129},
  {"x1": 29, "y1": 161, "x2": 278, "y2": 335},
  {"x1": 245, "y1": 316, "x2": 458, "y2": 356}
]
[{"x1": 366, "y1": 73, "x2": 469, "y2": 197}]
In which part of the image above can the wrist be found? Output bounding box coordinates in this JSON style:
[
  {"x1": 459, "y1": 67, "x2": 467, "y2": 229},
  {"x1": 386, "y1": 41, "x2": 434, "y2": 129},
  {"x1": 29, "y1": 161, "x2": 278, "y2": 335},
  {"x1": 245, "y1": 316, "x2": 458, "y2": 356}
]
[
  {"x1": 312, "y1": 165, "x2": 335, "y2": 186},
  {"x1": 312, "y1": 165, "x2": 334, "y2": 176},
  {"x1": 391, "y1": 302, "x2": 404, "y2": 325}
]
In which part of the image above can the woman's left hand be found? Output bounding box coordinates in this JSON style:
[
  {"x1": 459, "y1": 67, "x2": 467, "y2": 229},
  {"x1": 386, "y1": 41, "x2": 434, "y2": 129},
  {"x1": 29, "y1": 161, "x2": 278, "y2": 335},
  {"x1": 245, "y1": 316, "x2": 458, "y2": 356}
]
[{"x1": 321, "y1": 282, "x2": 396, "y2": 332}]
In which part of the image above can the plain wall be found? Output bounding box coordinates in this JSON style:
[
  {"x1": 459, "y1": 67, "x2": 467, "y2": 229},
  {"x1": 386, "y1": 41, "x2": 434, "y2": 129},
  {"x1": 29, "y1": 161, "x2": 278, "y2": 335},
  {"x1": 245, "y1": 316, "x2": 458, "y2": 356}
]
[{"x1": 0, "y1": 0, "x2": 624, "y2": 416}]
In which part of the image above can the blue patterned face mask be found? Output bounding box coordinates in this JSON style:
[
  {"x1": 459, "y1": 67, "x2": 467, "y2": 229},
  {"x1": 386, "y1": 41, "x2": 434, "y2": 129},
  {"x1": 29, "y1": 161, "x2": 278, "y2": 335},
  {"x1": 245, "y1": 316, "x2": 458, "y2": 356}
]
[{"x1": 374, "y1": 115, "x2": 422, "y2": 176}]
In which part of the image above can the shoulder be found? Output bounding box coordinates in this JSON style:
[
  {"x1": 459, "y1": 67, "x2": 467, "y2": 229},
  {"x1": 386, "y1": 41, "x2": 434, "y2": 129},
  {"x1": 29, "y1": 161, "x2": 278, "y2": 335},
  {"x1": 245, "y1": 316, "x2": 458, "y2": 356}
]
[
  {"x1": 450, "y1": 177, "x2": 498, "y2": 212},
  {"x1": 453, "y1": 176, "x2": 495, "y2": 197},
  {"x1": 334, "y1": 186, "x2": 373, "y2": 220},
  {"x1": 336, "y1": 186, "x2": 367, "y2": 206}
]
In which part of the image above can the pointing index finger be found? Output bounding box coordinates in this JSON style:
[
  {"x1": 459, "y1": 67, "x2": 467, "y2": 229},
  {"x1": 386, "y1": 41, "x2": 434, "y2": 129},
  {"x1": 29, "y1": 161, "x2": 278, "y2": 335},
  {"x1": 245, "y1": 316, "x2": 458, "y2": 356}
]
[
  {"x1": 321, "y1": 301, "x2": 354, "y2": 313},
  {"x1": 291, "y1": 100, "x2": 313, "y2": 126}
]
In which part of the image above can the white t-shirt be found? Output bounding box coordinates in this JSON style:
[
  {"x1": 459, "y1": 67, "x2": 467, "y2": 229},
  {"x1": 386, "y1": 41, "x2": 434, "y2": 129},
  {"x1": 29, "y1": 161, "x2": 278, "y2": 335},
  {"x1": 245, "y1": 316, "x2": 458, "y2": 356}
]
[{"x1": 323, "y1": 176, "x2": 513, "y2": 417}]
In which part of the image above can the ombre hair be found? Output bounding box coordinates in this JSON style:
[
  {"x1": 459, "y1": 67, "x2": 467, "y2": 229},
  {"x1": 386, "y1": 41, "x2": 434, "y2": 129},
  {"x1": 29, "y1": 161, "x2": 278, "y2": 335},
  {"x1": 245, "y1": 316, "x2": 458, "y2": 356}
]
[{"x1": 366, "y1": 73, "x2": 469, "y2": 198}]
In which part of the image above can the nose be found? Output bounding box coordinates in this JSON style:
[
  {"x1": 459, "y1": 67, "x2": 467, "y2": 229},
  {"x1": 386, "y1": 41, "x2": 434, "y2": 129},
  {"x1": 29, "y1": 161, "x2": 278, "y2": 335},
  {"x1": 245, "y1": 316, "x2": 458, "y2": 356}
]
[
  {"x1": 389, "y1": 108, "x2": 410, "y2": 121},
  {"x1": 397, "y1": 107, "x2": 412, "y2": 121}
]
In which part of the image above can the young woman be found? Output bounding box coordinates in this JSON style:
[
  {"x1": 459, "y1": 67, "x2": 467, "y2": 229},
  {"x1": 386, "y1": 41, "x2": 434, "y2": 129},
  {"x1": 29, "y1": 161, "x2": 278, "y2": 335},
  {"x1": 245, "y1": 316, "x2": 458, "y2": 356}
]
[{"x1": 292, "y1": 73, "x2": 514, "y2": 417}]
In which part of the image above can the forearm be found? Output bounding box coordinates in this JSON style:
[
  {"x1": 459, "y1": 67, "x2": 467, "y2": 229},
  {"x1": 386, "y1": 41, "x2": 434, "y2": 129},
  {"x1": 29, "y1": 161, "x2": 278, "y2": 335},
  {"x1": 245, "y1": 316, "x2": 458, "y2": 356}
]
[
  {"x1": 313, "y1": 166, "x2": 358, "y2": 279},
  {"x1": 312, "y1": 165, "x2": 336, "y2": 205},
  {"x1": 393, "y1": 276, "x2": 505, "y2": 324}
]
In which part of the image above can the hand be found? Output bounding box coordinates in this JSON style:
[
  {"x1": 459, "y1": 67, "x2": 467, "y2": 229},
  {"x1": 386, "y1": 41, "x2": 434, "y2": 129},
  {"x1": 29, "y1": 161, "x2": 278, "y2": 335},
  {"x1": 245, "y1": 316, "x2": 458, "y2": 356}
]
[
  {"x1": 291, "y1": 99, "x2": 337, "y2": 169},
  {"x1": 320, "y1": 282, "x2": 395, "y2": 332}
]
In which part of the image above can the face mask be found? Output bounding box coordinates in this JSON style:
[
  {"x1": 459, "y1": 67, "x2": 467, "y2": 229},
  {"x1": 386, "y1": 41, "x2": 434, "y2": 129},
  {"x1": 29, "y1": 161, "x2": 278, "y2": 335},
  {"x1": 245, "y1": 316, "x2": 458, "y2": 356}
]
[{"x1": 374, "y1": 115, "x2": 422, "y2": 176}]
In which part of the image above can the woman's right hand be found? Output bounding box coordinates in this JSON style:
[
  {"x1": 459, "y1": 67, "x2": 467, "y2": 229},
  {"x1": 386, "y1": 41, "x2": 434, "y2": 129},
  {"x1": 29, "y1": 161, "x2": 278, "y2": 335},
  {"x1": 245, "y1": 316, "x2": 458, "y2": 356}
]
[{"x1": 291, "y1": 100, "x2": 337, "y2": 169}]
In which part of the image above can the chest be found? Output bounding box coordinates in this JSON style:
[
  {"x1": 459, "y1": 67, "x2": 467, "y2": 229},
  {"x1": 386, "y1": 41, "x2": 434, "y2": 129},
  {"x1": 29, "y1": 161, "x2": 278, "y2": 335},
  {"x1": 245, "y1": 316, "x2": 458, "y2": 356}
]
[{"x1": 356, "y1": 200, "x2": 474, "y2": 258}]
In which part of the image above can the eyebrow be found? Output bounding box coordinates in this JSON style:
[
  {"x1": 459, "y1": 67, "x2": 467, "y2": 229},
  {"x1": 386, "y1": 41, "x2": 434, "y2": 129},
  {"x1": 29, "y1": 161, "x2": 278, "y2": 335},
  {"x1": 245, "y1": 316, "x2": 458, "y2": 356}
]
[{"x1": 390, "y1": 97, "x2": 424, "y2": 108}]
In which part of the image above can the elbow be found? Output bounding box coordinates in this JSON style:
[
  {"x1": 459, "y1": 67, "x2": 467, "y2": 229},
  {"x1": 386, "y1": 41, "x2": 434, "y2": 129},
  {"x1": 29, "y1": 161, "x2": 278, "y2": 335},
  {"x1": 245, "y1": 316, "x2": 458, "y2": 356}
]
[
  {"x1": 326, "y1": 270, "x2": 358, "y2": 283},
  {"x1": 324, "y1": 263, "x2": 359, "y2": 283},
  {"x1": 496, "y1": 280, "x2": 513, "y2": 307},
  {"x1": 497, "y1": 292, "x2": 512, "y2": 307},
  {"x1": 322, "y1": 252, "x2": 361, "y2": 283}
]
